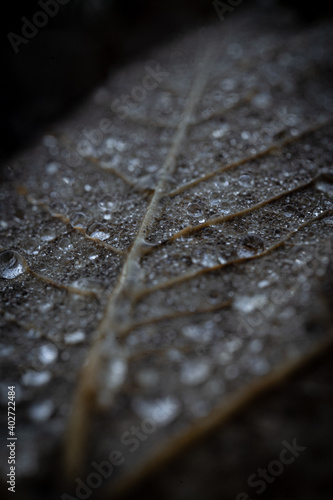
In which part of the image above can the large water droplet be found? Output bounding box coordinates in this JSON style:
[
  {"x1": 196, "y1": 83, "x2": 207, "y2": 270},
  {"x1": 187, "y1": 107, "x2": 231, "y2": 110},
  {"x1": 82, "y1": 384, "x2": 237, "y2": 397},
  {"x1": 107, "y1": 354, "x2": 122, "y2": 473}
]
[
  {"x1": 208, "y1": 191, "x2": 221, "y2": 206},
  {"x1": 40, "y1": 227, "x2": 56, "y2": 242},
  {"x1": 187, "y1": 202, "x2": 202, "y2": 214},
  {"x1": 238, "y1": 174, "x2": 254, "y2": 187},
  {"x1": 58, "y1": 237, "x2": 73, "y2": 252},
  {"x1": 50, "y1": 201, "x2": 66, "y2": 216},
  {"x1": 70, "y1": 212, "x2": 86, "y2": 228},
  {"x1": 283, "y1": 204, "x2": 297, "y2": 217},
  {"x1": 86, "y1": 222, "x2": 110, "y2": 241},
  {"x1": 0, "y1": 250, "x2": 26, "y2": 279},
  {"x1": 241, "y1": 234, "x2": 265, "y2": 252},
  {"x1": 98, "y1": 196, "x2": 115, "y2": 212}
]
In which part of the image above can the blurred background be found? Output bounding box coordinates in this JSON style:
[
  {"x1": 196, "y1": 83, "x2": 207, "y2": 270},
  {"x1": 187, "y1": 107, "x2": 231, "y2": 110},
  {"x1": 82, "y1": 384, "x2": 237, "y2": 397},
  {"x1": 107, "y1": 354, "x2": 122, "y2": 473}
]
[{"x1": 1, "y1": 0, "x2": 333, "y2": 163}]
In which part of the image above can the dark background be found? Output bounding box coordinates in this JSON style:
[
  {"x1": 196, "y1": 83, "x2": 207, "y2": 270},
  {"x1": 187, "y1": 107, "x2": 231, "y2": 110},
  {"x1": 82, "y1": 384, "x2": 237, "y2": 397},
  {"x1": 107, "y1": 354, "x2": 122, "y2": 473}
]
[{"x1": 1, "y1": 0, "x2": 333, "y2": 163}]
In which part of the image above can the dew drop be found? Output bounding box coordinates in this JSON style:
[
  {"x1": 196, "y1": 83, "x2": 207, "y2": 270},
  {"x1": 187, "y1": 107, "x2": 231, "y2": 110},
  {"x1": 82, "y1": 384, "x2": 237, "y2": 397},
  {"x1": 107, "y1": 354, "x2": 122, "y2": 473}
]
[
  {"x1": 86, "y1": 222, "x2": 110, "y2": 241},
  {"x1": 58, "y1": 237, "x2": 73, "y2": 251},
  {"x1": 105, "y1": 358, "x2": 127, "y2": 391},
  {"x1": 283, "y1": 204, "x2": 297, "y2": 217},
  {"x1": 241, "y1": 234, "x2": 265, "y2": 252},
  {"x1": 187, "y1": 202, "x2": 202, "y2": 214},
  {"x1": 208, "y1": 191, "x2": 221, "y2": 206},
  {"x1": 132, "y1": 396, "x2": 181, "y2": 425},
  {"x1": 70, "y1": 212, "x2": 86, "y2": 228},
  {"x1": 234, "y1": 294, "x2": 267, "y2": 313},
  {"x1": 64, "y1": 331, "x2": 86, "y2": 345},
  {"x1": 40, "y1": 227, "x2": 56, "y2": 242},
  {"x1": 28, "y1": 400, "x2": 54, "y2": 422},
  {"x1": 36, "y1": 344, "x2": 58, "y2": 365},
  {"x1": 50, "y1": 201, "x2": 66, "y2": 216},
  {"x1": 252, "y1": 93, "x2": 272, "y2": 109},
  {"x1": 0, "y1": 250, "x2": 26, "y2": 279},
  {"x1": 38, "y1": 302, "x2": 53, "y2": 314},
  {"x1": 45, "y1": 162, "x2": 59, "y2": 175},
  {"x1": 239, "y1": 174, "x2": 254, "y2": 187},
  {"x1": 22, "y1": 370, "x2": 51, "y2": 387},
  {"x1": 98, "y1": 196, "x2": 115, "y2": 212}
]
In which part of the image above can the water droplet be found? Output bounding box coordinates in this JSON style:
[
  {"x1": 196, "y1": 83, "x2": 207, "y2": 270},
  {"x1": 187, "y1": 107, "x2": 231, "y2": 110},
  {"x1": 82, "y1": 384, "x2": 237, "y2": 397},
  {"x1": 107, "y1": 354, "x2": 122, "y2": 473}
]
[
  {"x1": 70, "y1": 212, "x2": 86, "y2": 228},
  {"x1": 58, "y1": 237, "x2": 73, "y2": 251},
  {"x1": 28, "y1": 400, "x2": 54, "y2": 422},
  {"x1": 0, "y1": 250, "x2": 26, "y2": 279},
  {"x1": 187, "y1": 202, "x2": 202, "y2": 214},
  {"x1": 98, "y1": 196, "x2": 115, "y2": 212},
  {"x1": 86, "y1": 222, "x2": 110, "y2": 241},
  {"x1": 38, "y1": 302, "x2": 53, "y2": 314},
  {"x1": 40, "y1": 227, "x2": 56, "y2": 242},
  {"x1": 211, "y1": 124, "x2": 229, "y2": 138},
  {"x1": 234, "y1": 294, "x2": 267, "y2": 313},
  {"x1": 258, "y1": 279, "x2": 270, "y2": 288},
  {"x1": 45, "y1": 162, "x2": 59, "y2": 175},
  {"x1": 64, "y1": 331, "x2": 86, "y2": 344},
  {"x1": 208, "y1": 191, "x2": 221, "y2": 206},
  {"x1": 36, "y1": 344, "x2": 58, "y2": 365},
  {"x1": 241, "y1": 234, "x2": 265, "y2": 252},
  {"x1": 22, "y1": 370, "x2": 51, "y2": 387},
  {"x1": 180, "y1": 359, "x2": 211, "y2": 386},
  {"x1": 252, "y1": 93, "x2": 272, "y2": 109},
  {"x1": 132, "y1": 396, "x2": 181, "y2": 425},
  {"x1": 283, "y1": 204, "x2": 297, "y2": 217},
  {"x1": 238, "y1": 174, "x2": 254, "y2": 187},
  {"x1": 50, "y1": 201, "x2": 66, "y2": 216},
  {"x1": 105, "y1": 358, "x2": 127, "y2": 391}
]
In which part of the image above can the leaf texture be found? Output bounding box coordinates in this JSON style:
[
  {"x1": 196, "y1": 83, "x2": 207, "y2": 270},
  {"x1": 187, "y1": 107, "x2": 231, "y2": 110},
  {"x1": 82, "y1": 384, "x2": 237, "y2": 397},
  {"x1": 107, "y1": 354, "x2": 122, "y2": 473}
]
[{"x1": 1, "y1": 3, "x2": 333, "y2": 499}]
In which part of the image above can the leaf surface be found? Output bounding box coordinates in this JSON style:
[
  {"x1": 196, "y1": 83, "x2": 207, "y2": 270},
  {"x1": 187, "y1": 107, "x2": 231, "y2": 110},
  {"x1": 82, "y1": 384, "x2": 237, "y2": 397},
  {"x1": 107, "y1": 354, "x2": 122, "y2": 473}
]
[{"x1": 1, "y1": 4, "x2": 333, "y2": 498}]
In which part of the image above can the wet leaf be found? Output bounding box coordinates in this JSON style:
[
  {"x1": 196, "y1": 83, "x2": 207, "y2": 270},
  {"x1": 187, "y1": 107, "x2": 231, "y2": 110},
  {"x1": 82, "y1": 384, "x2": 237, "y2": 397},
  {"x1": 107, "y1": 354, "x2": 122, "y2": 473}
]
[{"x1": 1, "y1": 4, "x2": 333, "y2": 499}]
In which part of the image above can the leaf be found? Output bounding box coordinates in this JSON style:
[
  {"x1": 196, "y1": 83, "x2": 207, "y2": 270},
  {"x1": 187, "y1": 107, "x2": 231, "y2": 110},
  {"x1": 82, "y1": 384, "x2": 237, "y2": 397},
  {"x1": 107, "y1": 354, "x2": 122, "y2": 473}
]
[{"x1": 1, "y1": 4, "x2": 333, "y2": 499}]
